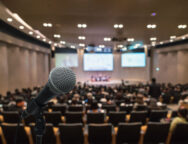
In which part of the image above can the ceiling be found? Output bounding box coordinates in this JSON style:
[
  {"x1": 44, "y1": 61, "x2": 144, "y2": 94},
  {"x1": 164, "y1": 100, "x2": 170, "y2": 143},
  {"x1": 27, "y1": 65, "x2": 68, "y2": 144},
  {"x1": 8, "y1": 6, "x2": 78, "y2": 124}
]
[{"x1": 1, "y1": 0, "x2": 188, "y2": 47}]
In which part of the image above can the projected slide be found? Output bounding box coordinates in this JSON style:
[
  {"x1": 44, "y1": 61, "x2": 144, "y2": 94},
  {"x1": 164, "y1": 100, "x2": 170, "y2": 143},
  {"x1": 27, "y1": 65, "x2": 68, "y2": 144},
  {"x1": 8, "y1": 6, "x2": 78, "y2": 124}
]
[
  {"x1": 55, "y1": 53, "x2": 78, "y2": 67},
  {"x1": 84, "y1": 54, "x2": 113, "y2": 71},
  {"x1": 121, "y1": 53, "x2": 146, "y2": 67}
]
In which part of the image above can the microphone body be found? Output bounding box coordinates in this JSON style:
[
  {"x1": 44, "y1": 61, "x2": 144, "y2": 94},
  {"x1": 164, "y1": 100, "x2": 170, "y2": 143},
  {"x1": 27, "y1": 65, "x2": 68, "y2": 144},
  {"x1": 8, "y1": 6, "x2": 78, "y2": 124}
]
[{"x1": 22, "y1": 67, "x2": 76, "y2": 118}]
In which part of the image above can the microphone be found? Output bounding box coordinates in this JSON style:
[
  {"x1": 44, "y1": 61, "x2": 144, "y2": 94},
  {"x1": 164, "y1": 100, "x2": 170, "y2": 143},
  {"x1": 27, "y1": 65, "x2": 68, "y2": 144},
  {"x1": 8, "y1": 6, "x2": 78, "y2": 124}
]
[{"x1": 22, "y1": 67, "x2": 76, "y2": 118}]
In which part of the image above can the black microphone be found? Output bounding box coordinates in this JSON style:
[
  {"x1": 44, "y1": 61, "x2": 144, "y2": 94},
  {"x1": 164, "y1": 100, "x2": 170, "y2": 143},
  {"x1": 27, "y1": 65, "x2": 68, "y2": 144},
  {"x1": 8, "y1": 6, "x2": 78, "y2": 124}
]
[{"x1": 22, "y1": 67, "x2": 76, "y2": 118}]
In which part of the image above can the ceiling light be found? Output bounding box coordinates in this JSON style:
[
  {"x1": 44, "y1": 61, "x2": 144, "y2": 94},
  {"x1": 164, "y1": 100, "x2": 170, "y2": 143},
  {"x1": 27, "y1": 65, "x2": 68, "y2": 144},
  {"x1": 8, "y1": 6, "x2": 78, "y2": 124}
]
[
  {"x1": 151, "y1": 42, "x2": 156, "y2": 46},
  {"x1": 43, "y1": 23, "x2": 48, "y2": 27},
  {"x1": 43, "y1": 39, "x2": 46, "y2": 42},
  {"x1": 178, "y1": 24, "x2": 187, "y2": 29},
  {"x1": 122, "y1": 47, "x2": 127, "y2": 51},
  {"x1": 104, "y1": 37, "x2": 111, "y2": 41},
  {"x1": 79, "y1": 43, "x2": 85, "y2": 47},
  {"x1": 127, "y1": 38, "x2": 134, "y2": 42},
  {"x1": 77, "y1": 24, "x2": 87, "y2": 28},
  {"x1": 19, "y1": 26, "x2": 24, "y2": 29},
  {"x1": 36, "y1": 35, "x2": 40, "y2": 39},
  {"x1": 119, "y1": 24, "x2": 124, "y2": 28},
  {"x1": 7, "y1": 18, "x2": 13, "y2": 22},
  {"x1": 150, "y1": 37, "x2": 157, "y2": 41},
  {"x1": 54, "y1": 34, "x2": 61, "y2": 38},
  {"x1": 147, "y1": 24, "x2": 157, "y2": 29},
  {"x1": 156, "y1": 67, "x2": 160, "y2": 71},
  {"x1": 182, "y1": 37, "x2": 186, "y2": 40},
  {"x1": 29, "y1": 31, "x2": 33, "y2": 35},
  {"x1": 99, "y1": 45, "x2": 105, "y2": 48},
  {"x1": 160, "y1": 42, "x2": 164, "y2": 45},
  {"x1": 54, "y1": 43, "x2": 57, "y2": 46},
  {"x1": 78, "y1": 36, "x2": 86, "y2": 40},
  {"x1": 170, "y1": 39, "x2": 174, "y2": 42},
  {"x1": 134, "y1": 43, "x2": 141, "y2": 49},
  {"x1": 60, "y1": 41, "x2": 66, "y2": 44},
  {"x1": 48, "y1": 23, "x2": 52, "y2": 27},
  {"x1": 118, "y1": 44, "x2": 124, "y2": 48},
  {"x1": 49, "y1": 41, "x2": 52, "y2": 44},
  {"x1": 71, "y1": 45, "x2": 75, "y2": 49},
  {"x1": 170, "y1": 36, "x2": 176, "y2": 39},
  {"x1": 114, "y1": 24, "x2": 118, "y2": 28}
]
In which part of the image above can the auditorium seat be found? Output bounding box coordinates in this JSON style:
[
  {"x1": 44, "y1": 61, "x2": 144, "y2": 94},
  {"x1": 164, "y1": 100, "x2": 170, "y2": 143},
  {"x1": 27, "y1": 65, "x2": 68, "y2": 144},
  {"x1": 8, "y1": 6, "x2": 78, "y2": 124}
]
[
  {"x1": 87, "y1": 112, "x2": 105, "y2": 124},
  {"x1": 87, "y1": 123, "x2": 113, "y2": 144},
  {"x1": 30, "y1": 123, "x2": 56, "y2": 144},
  {"x1": 144, "y1": 122, "x2": 170, "y2": 144},
  {"x1": 65, "y1": 112, "x2": 83, "y2": 123},
  {"x1": 135, "y1": 104, "x2": 148, "y2": 111},
  {"x1": 116, "y1": 122, "x2": 142, "y2": 144},
  {"x1": 149, "y1": 110, "x2": 168, "y2": 122},
  {"x1": 119, "y1": 105, "x2": 133, "y2": 113},
  {"x1": 170, "y1": 123, "x2": 188, "y2": 144},
  {"x1": 24, "y1": 115, "x2": 35, "y2": 125},
  {"x1": 59, "y1": 123, "x2": 84, "y2": 144},
  {"x1": 68, "y1": 105, "x2": 83, "y2": 112},
  {"x1": 44, "y1": 111, "x2": 62, "y2": 126},
  {"x1": 51, "y1": 104, "x2": 67, "y2": 115},
  {"x1": 108, "y1": 111, "x2": 126, "y2": 126},
  {"x1": 171, "y1": 110, "x2": 178, "y2": 118},
  {"x1": 2, "y1": 111, "x2": 20, "y2": 123},
  {"x1": 102, "y1": 105, "x2": 116, "y2": 113},
  {"x1": 1, "y1": 123, "x2": 29, "y2": 144},
  {"x1": 130, "y1": 111, "x2": 147, "y2": 124}
]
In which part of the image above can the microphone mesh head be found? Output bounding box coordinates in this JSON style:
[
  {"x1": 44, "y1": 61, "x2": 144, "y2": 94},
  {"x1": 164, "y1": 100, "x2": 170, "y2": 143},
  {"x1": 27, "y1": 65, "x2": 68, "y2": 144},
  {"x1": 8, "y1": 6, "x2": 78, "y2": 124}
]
[{"x1": 48, "y1": 67, "x2": 76, "y2": 94}]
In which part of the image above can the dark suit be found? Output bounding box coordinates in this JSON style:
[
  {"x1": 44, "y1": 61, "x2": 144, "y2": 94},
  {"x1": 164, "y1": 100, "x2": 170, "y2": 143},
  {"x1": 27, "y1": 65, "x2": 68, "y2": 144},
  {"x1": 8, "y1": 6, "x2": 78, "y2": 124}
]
[{"x1": 149, "y1": 83, "x2": 161, "y2": 99}]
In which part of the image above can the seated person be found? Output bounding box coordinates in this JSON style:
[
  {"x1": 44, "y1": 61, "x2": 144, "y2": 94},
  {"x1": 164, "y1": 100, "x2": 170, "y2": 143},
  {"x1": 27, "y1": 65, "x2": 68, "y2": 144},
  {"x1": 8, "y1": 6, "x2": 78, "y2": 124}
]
[
  {"x1": 170, "y1": 106, "x2": 188, "y2": 132},
  {"x1": 87, "y1": 100, "x2": 104, "y2": 113}
]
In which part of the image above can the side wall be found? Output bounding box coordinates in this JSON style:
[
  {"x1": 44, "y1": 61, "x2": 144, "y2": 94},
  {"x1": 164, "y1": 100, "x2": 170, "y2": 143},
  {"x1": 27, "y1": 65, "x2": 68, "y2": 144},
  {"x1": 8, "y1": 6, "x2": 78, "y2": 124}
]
[{"x1": 0, "y1": 32, "x2": 50, "y2": 95}]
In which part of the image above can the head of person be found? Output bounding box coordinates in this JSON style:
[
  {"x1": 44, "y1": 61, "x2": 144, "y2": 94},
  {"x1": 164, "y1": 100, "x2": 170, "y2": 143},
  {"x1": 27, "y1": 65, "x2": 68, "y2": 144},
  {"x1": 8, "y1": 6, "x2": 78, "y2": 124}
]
[
  {"x1": 152, "y1": 78, "x2": 156, "y2": 84},
  {"x1": 178, "y1": 106, "x2": 187, "y2": 119},
  {"x1": 90, "y1": 100, "x2": 98, "y2": 110}
]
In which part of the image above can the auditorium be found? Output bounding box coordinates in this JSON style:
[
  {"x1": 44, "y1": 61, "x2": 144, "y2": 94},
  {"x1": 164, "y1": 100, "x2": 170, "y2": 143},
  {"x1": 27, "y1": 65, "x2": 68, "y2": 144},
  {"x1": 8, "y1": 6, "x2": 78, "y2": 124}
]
[{"x1": 0, "y1": 0, "x2": 188, "y2": 144}]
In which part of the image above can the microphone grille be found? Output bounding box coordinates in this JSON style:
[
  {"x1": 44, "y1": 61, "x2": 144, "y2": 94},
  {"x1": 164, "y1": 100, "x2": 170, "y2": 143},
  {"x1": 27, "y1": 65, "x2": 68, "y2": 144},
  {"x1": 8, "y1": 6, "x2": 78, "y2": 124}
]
[{"x1": 48, "y1": 67, "x2": 76, "y2": 94}]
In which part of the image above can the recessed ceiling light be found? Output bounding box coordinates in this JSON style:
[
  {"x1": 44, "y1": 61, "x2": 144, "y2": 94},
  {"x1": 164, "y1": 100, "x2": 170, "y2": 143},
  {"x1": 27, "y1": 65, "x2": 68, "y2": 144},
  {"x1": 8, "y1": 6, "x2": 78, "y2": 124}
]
[
  {"x1": 118, "y1": 44, "x2": 124, "y2": 48},
  {"x1": 99, "y1": 45, "x2": 105, "y2": 48},
  {"x1": 170, "y1": 36, "x2": 176, "y2": 39},
  {"x1": 43, "y1": 23, "x2": 48, "y2": 27},
  {"x1": 54, "y1": 43, "x2": 57, "y2": 46},
  {"x1": 19, "y1": 26, "x2": 24, "y2": 29},
  {"x1": 182, "y1": 37, "x2": 186, "y2": 40},
  {"x1": 77, "y1": 24, "x2": 87, "y2": 28},
  {"x1": 127, "y1": 38, "x2": 134, "y2": 42},
  {"x1": 114, "y1": 24, "x2": 118, "y2": 28},
  {"x1": 170, "y1": 39, "x2": 174, "y2": 42},
  {"x1": 79, "y1": 43, "x2": 85, "y2": 47},
  {"x1": 147, "y1": 24, "x2": 157, "y2": 29},
  {"x1": 150, "y1": 37, "x2": 157, "y2": 41},
  {"x1": 54, "y1": 34, "x2": 61, "y2": 38},
  {"x1": 156, "y1": 67, "x2": 160, "y2": 71},
  {"x1": 60, "y1": 41, "x2": 66, "y2": 44},
  {"x1": 48, "y1": 23, "x2": 52, "y2": 27},
  {"x1": 151, "y1": 42, "x2": 156, "y2": 46},
  {"x1": 36, "y1": 35, "x2": 40, "y2": 39},
  {"x1": 178, "y1": 24, "x2": 187, "y2": 29},
  {"x1": 71, "y1": 45, "x2": 75, "y2": 49},
  {"x1": 104, "y1": 37, "x2": 111, "y2": 41},
  {"x1": 7, "y1": 18, "x2": 13, "y2": 22},
  {"x1": 29, "y1": 31, "x2": 33, "y2": 35},
  {"x1": 78, "y1": 36, "x2": 86, "y2": 40},
  {"x1": 43, "y1": 39, "x2": 46, "y2": 42},
  {"x1": 160, "y1": 42, "x2": 164, "y2": 45},
  {"x1": 49, "y1": 41, "x2": 52, "y2": 44},
  {"x1": 114, "y1": 24, "x2": 124, "y2": 29}
]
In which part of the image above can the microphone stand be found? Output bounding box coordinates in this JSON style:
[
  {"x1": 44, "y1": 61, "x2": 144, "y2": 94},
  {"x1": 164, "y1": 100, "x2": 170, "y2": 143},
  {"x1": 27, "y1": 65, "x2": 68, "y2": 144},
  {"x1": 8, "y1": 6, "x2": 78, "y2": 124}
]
[
  {"x1": 34, "y1": 108, "x2": 46, "y2": 144},
  {"x1": 21, "y1": 99, "x2": 46, "y2": 144}
]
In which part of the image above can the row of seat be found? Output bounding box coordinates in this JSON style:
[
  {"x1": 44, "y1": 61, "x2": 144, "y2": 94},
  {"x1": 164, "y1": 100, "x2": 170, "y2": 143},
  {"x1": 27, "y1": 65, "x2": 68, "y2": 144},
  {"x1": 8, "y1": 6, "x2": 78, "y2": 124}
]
[
  {"x1": 0, "y1": 110, "x2": 176, "y2": 126},
  {"x1": 2, "y1": 104, "x2": 167, "y2": 114},
  {"x1": 0, "y1": 122, "x2": 188, "y2": 144}
]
